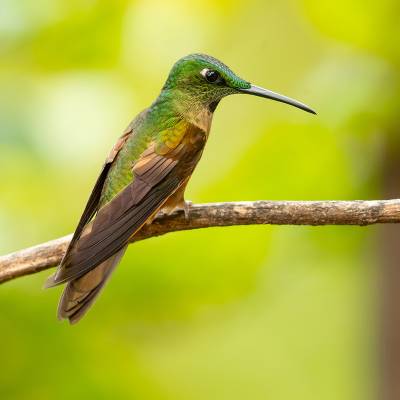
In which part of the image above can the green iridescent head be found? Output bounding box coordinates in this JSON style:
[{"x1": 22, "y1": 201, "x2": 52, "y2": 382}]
[
  {"x1": 162, "y1": 54, "x2": 250, "y2": 107},
  {"x1": 162, "y1": 53, "x2": 316, "y2": 114}
]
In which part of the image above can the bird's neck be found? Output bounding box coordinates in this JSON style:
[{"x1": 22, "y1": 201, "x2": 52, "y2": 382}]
[
  {"x1": 183, "y1": 104, "x2": 213, "y2": 133},
  {"x1": 153, "y1": 89, "x2": 215, "y2": 133}
]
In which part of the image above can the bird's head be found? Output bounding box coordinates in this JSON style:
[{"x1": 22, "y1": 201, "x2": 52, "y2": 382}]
[{"x1": 162, "y1": 53, "x2": 315, "y2": 114}]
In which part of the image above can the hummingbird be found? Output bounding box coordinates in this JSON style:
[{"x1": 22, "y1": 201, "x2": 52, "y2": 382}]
[{"x1": 46, "y1": 54, "x2": 315, "y2": 323}]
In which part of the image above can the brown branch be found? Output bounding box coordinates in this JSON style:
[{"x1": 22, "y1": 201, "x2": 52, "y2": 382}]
[{"x1": 1, "y1": 199, "x2": 400, "y2": 284}]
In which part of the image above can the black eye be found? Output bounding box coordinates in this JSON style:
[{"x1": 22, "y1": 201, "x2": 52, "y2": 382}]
[{"x1": 202, "y1": 69, "x2": 220, "y2": 83}]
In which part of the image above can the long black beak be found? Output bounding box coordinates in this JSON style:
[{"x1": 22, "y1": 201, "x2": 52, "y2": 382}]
[{"x1": 239, "y1": 85, "x2": 316, "y2": 115}]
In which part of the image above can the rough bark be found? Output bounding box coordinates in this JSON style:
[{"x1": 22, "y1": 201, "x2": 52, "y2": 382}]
[{"x1": 1, "y1": 199, "x2": 400, "y2": 284}]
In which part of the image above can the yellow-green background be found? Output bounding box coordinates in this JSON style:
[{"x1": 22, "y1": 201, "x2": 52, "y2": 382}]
[{"x1": 1, "y1": 1, "x2": 399, "y2": 399}]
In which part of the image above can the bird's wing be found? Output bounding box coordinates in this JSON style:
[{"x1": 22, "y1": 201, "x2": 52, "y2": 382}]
[
  {"x1": 48, "y1": 124, "x2": 206, "y2": 286},
  {"x1": 57, "y1": 244, "x2": 128, "y2": 323},
  {"x1": 65, "y1": 128, "x2": 132, "y2": 252}
]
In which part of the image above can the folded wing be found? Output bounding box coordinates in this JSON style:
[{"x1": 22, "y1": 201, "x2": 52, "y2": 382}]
[{"x1": 48, "y1": 126, "x2": 206, "y2": 287}]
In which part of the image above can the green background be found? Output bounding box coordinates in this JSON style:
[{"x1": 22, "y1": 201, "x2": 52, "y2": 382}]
[{"x1": 1, "y1": 0, "x2": 399, "y2": 399}]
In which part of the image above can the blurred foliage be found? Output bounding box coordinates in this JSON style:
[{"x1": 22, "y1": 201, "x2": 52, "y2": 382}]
[{"x1": 1, "y1": 0, "x2": 399, "y2": 399}]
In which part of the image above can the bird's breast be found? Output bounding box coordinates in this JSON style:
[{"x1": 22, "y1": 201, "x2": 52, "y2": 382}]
[{"x1": 190, "y1": 107, "x2": 213, "y2": 134}]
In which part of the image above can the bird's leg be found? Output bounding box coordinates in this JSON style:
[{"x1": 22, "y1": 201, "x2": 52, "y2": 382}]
[
  {"x1": 159, "y1": 181, "x2": 192, "y2": 219},
  {"x1": 159, "y1": 199, "x2": 192, "y2": 220}
]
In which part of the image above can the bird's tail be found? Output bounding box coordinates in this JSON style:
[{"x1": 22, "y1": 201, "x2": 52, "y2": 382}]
[{"x1": 56, "y1": 245, "x2": 127, "y2": 324}]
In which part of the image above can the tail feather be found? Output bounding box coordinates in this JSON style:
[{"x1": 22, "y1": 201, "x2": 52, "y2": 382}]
[{"x1": 57, "y1": 246, "x2": 127, "y2": 324}]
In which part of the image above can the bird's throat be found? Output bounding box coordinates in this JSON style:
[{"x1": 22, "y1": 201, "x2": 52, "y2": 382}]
[
  {"x1": 154, "y1": 90, "x2": 215, "y2": 134},
  {"x1": 185, "y1": 105, "x2": 214, "y2": 133}
]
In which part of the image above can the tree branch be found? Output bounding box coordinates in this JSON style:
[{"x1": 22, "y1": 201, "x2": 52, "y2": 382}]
[{"x1": 1, "y1": 199, "x2": 400, "y2": 284}]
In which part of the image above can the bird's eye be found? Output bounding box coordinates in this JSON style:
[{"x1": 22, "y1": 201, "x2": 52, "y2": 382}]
[{"x1": 201, "y1": 69, "x2": 221, "y2": 83}]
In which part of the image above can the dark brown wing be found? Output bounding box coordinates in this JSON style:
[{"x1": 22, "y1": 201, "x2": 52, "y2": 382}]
[
  {"x1": 49, "y1": 127, "x2": 206, "y2": 286},
  {"x1": 57, "y1": 245, "x2": 127, "y2": 323},
  {"x1": 44, "y1": 128, "x2": 131, "y2": 290},
  {"x1": 65, "y1": 129, "x2": 132, "y2": 252}
]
